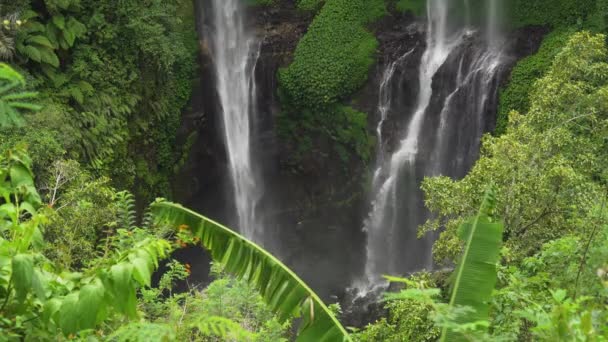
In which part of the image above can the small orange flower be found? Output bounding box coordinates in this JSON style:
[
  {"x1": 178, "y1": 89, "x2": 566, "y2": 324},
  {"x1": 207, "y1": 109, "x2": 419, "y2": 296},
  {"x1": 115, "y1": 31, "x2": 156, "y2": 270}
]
[
  {"x1": 185, "y1": 263, "x2": 192, "y2": 275},
  {"x1": 178, "y1": 224, "x2": 189, "y2": 231}
]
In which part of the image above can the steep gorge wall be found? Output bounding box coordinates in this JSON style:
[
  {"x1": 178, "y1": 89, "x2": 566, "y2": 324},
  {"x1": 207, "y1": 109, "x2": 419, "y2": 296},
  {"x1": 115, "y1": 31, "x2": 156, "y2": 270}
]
[{"x1": 174, "y1": 0, "x2": 548, "y2": 298}]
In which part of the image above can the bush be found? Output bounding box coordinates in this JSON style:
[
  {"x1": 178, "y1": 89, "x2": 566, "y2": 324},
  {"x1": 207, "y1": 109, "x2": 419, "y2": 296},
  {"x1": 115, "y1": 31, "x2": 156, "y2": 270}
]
[
  {"x1": 496, "y1": 28, "x2": 575, "y2": 134},
  {"x1": 278, "y1": 0, "x2": 384, "y2": 166},
  {"x1": 279, "y1": 0, "x2": 384, "y2": 110},
  {"x1": 506, "y1": 0, "x2": 599, "y2": 29}
]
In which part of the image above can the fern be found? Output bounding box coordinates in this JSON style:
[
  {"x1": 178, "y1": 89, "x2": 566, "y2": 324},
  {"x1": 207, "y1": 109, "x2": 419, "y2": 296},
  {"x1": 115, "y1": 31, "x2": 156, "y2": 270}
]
[
  {"x1": 195, "y1": 316, "x2": 257, "y2": 340},
  {"x1": 114, "y1": 191, "x2": 137, "y2": 230},
  {"x1": 46, "y1": 15, "x2": 86, "y2": 50},
  {"x1": 15, "y1": 17, "x2": 60, "y2": 67},
  {"x1": 0, "y1": 63, "x2": 41, "y2": 127}
]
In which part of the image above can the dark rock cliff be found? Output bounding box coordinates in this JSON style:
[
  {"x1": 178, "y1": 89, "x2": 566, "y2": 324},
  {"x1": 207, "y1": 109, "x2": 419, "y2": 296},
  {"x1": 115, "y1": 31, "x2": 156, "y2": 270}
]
[{"x1": 173, "y1": 1, "x2": 548, "y2": 300}]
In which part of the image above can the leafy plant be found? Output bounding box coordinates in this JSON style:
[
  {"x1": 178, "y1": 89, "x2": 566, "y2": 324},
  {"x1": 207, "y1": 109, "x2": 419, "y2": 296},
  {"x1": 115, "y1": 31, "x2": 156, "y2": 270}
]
[
  {"x1": 277, "y1": 0, "x2": 384, "y2": 167},
  {"x1": 441, "y1": 187, "x2": 504, "y2": 341},
  {"x1": 14, "y1": 10, "x2": 60, "y2": 67},
  {"x1": 0, "y1": 147, "x2": 173, "y2": 339},
  {"x1": 376, "y1": 189, "x2": 503, "y2": 341},
  {"x1": 152, "y1": 201, "x2": 352, "y2": 342},
  {"x1": 0, "y1": 63, "x2": 41, "y2": 127}
]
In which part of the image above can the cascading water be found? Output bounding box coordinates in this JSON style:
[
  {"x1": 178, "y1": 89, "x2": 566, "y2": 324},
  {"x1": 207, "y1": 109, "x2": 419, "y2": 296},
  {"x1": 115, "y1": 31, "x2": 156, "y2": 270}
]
[
  {"x1": 372, "y1": 49, "x2": 415, "y2": 188},
  {"x1": 361, "y1": 0, "x2": 461, "y2": 289},
  {"x1": 206, "y1": 0, "x2": 262, "y2": 239},
  {"x1": 487, "y1": 0, "x2": 501, "y2": 45},
  {"x1": 359, "y1": 0, "x2": 505, "y2": 291}
]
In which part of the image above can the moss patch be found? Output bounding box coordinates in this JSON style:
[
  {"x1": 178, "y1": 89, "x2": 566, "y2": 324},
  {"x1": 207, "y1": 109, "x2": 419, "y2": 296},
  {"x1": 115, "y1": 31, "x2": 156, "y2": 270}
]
[
  {"x1": 495, "y1": 28, "x2": 575, "y2": 134},
  {"x1": 277, "y1": 0, "x2": 385, "y2": 168},
  {"x1": 395, "y1": 0, "x2": 426, "y2": 16},
  {"x1": 505, "y1": 0, "x2": 599, "y2": 29}
]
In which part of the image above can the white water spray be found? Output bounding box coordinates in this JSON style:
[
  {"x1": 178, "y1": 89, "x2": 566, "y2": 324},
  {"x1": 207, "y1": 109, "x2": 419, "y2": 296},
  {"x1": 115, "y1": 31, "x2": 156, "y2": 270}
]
[
  {"x1": 358, "y1": 0, "x2": 505, "y2": 293},
  {"x1": 487, "y1": 0, "x2": 502, "y2": 47},
  {"x1": 206, "y1": 0, "x2": 262, "y2": 239},
  {"x1": 360, "y1": 0, "x2": 461, "y2": 289}
]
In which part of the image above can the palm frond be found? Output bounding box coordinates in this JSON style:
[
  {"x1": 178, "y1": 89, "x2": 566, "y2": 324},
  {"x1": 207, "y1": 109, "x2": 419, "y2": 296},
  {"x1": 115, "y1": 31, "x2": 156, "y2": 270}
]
[
  {"x1": 440, "y1": 187, "x2": 504, "y2": 341},
  {"x1": 152, "y1": 201, "x2": 352, "y2": 342}
]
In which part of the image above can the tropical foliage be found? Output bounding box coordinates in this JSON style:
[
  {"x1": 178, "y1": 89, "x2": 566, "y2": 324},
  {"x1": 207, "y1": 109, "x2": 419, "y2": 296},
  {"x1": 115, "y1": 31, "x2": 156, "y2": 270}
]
[
  {"x1": 277, "y1": 0, "x2": 384, "y2": 169},
  {"x1": 0, "y1": 147, "x2": 172, "y2": 339},
  {"x1": 152, "y1": 201, "x2": 352, "y2": 342},
  {"x1": 1, "y1": 0, "x2": 608, "y2": 341},
  {"x1": 0, "y1": 63, "x2": 40, "y2": 127},
  {"x1": 0, "y1": 0, "x2": 197, "y2": 202},
  {"x1": 0, "y1": 146, "x2": 299, "y2": 340}
]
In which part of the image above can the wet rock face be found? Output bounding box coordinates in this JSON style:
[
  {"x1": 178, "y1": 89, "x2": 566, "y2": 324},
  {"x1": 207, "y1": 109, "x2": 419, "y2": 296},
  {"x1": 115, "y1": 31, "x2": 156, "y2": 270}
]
[
  {"x1": 417, "y1": 25, "x2": 548, "y2": 178},
  {"x1": 354, "y1": 11, "x2": 427, "y2": 157}
]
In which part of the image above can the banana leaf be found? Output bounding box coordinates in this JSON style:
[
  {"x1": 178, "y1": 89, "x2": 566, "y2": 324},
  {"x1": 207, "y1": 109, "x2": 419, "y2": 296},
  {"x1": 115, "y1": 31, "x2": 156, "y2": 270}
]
[
  {"x1": 440, "y1": 188, "x2": 504, "y2": 341},
  {"x1": 152, "y1": 201, "x2": 352, "y2": 342}
]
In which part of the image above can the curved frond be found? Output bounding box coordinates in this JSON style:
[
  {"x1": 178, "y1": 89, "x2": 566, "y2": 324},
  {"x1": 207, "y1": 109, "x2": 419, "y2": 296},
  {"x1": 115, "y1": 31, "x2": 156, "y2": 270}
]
[{"x1": 152, "y1": 201, "x2": 352, "y2": 342}]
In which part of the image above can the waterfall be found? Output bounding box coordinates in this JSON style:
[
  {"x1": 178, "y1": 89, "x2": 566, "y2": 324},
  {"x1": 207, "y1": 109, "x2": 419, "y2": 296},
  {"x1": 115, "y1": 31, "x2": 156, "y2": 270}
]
[
  {"x1": 487, "y1": 0, "x2": 501, "y2": 45},
  {"x1": 358, "y1": 0, "x2": 504, "y2": 292},
  {"x1": 373, "y1": 49, "x2": 415, "y2": 187},
  {"x1": 206, "y1": 0, "x2": 262, "y2": 239},
  {"x1": 361, "y1": 0, "x2": 461, "y2": 289}
]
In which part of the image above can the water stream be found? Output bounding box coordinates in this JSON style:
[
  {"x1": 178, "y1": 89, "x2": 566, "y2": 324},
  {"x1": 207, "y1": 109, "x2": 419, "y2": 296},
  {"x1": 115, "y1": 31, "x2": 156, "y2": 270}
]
[
  {"x1": 206, "y1": 0, "x2": 262, "y2": 240},
  {"x1": 359, "y1": 0, "x2": 504, "y2": 292}
]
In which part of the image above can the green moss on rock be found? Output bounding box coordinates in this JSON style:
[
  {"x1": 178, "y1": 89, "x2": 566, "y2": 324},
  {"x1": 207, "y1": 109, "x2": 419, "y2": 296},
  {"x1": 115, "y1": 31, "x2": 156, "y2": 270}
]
[
  {"x1": 279, "y1": 0, "x2": 384, "y2": 109},
  {"x1": 506, "y1": 0, "x2": 598, "y2": 29},
  {"x1": 277, "y1": 0, "x2": 385, "y2": 167},
  {"x1": 395, "y1": 0, "x2": 426, "y2": 16},
  {"x1": 496, "y1": 28, "x2": 575, "y2": 134}
]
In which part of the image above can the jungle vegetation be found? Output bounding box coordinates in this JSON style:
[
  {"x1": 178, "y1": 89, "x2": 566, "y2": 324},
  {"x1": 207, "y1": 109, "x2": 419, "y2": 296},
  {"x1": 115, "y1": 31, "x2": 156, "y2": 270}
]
[{"x1": 0, "y1": 0, "x2": 607, "y2": 341}]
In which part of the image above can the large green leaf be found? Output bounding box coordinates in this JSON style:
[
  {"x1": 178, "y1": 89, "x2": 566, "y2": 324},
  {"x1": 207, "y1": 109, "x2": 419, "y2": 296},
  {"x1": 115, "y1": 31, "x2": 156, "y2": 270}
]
[
  {"x1": 440, "y1": 188, "x2": 504, "y2": 341},
  {"x1": 12, "y1": 254, "x2": 34, "y2": 302},
  {"x1": 77, "y1": 279, "x2": 105, "y2": 330},
  {"x1": 152, "y1": 201, "x2": 352, "y2": 342},
  {"x1": 58, "y1": 293, "x2": 80, "y2": 335},
  {"x1": 108, "y1": 263, "x2": 138, "y2": 319}
]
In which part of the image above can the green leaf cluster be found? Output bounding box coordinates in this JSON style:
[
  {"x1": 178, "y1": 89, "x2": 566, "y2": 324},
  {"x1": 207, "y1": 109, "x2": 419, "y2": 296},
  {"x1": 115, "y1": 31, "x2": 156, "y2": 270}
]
[
  {"x1": 496, "y1": 28, "x2": 575, "y2": 134},
  {"x1": 497, "y1": 0, "x2": 608, "y2": 134},
  {"x1": 279, "y1": 0, "x2": 383, "y2": 110},
  {"x1": 423, "y1": 31, "x2": 608, "y2": 263},
  {"x1": 2, "y1": 0, "x2": 198, "y2": 202},
  {"x1": 0, "y1": 147, "x2": 174, "y2": 339},
  {"x1": 277, "y1": 0, "x2": 384, "y2": 168}
]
